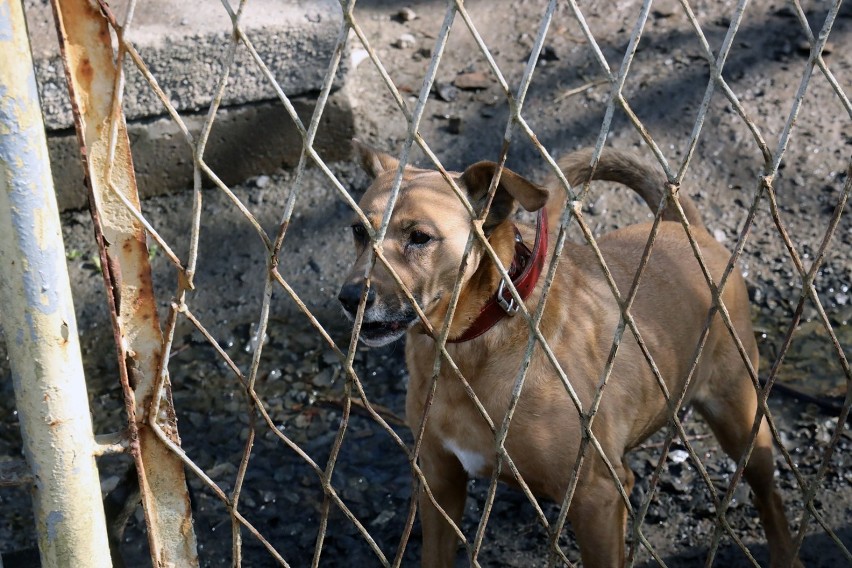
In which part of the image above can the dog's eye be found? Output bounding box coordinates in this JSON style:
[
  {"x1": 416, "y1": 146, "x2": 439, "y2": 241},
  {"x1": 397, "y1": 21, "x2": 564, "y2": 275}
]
[
  {"x1": 351, "y1": 224, "x2": 369, "y2": 242},
  {"x1": 409, "y1": 230, "x2": 433, "y2": 246}
]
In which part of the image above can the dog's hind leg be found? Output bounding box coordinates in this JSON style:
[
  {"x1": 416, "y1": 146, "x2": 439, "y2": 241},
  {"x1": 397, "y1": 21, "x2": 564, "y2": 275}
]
[
  {"x1": 694, "y1": 356, "x2": 803, "y2": 568},
  {"x1": 419, "y1": 441, "x2": 468, "y2": 568}
]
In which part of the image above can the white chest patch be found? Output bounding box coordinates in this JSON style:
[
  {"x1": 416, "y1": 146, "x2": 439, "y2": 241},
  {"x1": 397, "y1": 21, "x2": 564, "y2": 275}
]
[{"x1": 443, "y1": 439, "x2": 487, "y2": 477}]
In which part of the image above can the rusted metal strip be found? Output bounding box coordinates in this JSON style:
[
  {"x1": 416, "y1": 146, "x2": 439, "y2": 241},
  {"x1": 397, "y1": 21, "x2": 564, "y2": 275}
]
[
  {"x1": 48, "y1": 0, "x2": 199, "y2": 565},
  {"x1": 0, "y1": 1, "x2": 111, "y2": 565}
]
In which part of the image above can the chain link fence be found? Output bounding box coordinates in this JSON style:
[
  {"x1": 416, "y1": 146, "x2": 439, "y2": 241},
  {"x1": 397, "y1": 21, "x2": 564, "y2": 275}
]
[{"x1": 1, "y1": 0, "x2": 850, "y2": 566}]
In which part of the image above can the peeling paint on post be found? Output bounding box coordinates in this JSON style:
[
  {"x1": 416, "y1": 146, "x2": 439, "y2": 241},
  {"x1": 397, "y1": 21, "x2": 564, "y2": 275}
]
[
  {"x1": 49, "y1": 0, "x2": 200, "y2": 565},
  {"x1": 0, "y1": 1, "x2": 111, "y2": 566}
]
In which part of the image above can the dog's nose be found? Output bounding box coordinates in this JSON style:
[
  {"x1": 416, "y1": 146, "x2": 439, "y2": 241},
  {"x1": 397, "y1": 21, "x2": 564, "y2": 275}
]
[{"x1": 338, "y1": 282, "x2": 375, "y2": 314}]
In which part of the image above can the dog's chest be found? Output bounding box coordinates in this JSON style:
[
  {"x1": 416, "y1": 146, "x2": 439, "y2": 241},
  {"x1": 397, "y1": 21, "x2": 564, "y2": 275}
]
[
  {"x1": 433, "y1": 394, "x2": 500, "y2": 479},
  {"x1": 442, "y1": 438, "x2": 489, "y2": 477}
]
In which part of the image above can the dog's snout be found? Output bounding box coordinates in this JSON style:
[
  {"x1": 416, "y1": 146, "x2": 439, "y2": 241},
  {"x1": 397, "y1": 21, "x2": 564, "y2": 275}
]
[{"x1": 338, "y1": 282, "x2": 375, "y2": 314}]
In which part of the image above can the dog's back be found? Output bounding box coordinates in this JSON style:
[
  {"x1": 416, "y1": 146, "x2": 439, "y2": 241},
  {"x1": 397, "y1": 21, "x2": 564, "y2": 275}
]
[
  {"x1": 540, "y1": 150, "x2": 799, "y2": 567},
  {"x1": 545, "y1": 147, "x2": 757, "y2": 444}
]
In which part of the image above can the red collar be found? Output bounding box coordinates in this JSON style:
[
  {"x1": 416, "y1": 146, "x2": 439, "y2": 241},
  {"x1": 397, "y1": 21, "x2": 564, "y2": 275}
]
[{"x1": 448, "y1": 208, "x2": 548, "y2": 343}]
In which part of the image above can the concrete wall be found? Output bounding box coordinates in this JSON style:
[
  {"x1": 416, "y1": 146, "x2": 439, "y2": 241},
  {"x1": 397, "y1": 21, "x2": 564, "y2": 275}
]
[{"x1": 24, "y1": 0, "x2": 354, "y2": 210}]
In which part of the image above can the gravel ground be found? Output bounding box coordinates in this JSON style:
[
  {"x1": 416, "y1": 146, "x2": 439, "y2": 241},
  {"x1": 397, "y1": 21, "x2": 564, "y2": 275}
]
[{"x1": 1, "y1": 0, "x2": 850, "y2": 566}]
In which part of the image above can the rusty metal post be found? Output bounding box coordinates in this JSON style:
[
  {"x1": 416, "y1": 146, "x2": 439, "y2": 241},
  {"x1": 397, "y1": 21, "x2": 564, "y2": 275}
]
[
  {"x1": 0, "y1": 1, "x2": 111, "y2": 566},
  {"x1": 48, "y1": 0, "x2": 200, "y2": 565}
]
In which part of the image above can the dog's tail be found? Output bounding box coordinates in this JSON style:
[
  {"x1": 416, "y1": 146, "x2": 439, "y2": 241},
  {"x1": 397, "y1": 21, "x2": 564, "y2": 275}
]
[{"x1": 546, "y1": 147, "x2": 704, "y2": 230}]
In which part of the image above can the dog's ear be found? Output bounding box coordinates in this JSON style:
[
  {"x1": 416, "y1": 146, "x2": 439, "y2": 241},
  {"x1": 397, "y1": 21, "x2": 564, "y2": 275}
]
[
  {"x1": 353, "y1": 139, "x2": 400, "y2": 179},
  {"x1": 460, "y1": 161, "x2": 549, "y2": 232}
]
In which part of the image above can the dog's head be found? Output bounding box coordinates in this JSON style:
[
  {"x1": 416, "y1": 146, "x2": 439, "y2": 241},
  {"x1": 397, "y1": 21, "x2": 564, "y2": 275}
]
[{"x1": 338, "y1": 141, "x2": 548, "y2": 347}]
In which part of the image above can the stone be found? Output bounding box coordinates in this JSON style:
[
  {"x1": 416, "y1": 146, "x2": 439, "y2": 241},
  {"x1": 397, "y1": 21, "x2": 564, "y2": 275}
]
[
  {"x1": 434, "y1": 82, "x2": 459, "y2": 102},
  {"x1": 394, "y1": 7, "x2": 417, "y2": 23},
  {"x1": 393, "y1": 33, "x2": 417, "y2": 49},
  {"x1": 453, "y1": 71, "x2": 490, "y2": 91}
]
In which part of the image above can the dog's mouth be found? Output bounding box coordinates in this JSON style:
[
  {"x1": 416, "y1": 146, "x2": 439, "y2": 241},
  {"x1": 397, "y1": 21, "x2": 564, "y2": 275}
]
[{"x1": 357, "y1": 316, "x2": 416, "y2": 347}]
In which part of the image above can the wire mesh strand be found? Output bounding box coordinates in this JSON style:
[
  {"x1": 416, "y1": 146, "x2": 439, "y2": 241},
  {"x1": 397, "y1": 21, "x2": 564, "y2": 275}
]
[{"x1": 79, "y1": 0, "x2": 852, "y2": 565}]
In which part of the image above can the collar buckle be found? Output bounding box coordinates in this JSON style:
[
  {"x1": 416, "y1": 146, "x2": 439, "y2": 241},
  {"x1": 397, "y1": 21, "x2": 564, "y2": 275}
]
[{"x1": 496, "y1": 279, "x2": 519, "y2": 316}]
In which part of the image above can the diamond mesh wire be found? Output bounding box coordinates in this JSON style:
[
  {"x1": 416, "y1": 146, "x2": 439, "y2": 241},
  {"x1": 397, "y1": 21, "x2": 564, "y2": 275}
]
[{"x1": 77, "y1": 0, "x2": 851, "y2": 565}]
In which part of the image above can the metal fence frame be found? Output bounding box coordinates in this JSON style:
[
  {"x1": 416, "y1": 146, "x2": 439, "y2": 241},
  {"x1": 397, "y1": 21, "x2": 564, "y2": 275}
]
[{"x1": 1, "y1": 0, "x2": 850, "y2": 566}]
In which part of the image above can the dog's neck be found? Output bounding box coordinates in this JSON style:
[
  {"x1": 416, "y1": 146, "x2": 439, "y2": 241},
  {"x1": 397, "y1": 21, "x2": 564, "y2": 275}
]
[
  {"x1": 446, "y1": 210, "x2": 547, "y2": 342},
  {"x1": 470, "y1": 222, "x2": 520, "y2": 300}
]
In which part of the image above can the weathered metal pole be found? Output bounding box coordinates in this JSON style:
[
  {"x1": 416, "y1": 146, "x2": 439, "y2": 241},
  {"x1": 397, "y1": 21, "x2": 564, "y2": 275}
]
[
  {"x1": 48, "y1": 0, "x2": 200, "y2": 564},
  {"x1": 0, "y1": 1, "x2": 111, "y2": 567}
]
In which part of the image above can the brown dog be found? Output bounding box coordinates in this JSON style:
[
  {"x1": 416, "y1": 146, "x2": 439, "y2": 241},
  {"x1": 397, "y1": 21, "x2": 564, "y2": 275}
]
[{"x1": 338, "y1": 143, "x2": 801, "y2": 568}]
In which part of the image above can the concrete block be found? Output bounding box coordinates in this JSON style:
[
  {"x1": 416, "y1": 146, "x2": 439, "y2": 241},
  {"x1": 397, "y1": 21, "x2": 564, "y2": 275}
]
[
  {"x1": 26, "y1": 0, "x2": 349, "y2": 130},
  {"x1": 22, "y1": 0, "x2": 355, "y2": 210},
  {"x1": 48, "y1": 90, "x2": 355, "y2": 211}
]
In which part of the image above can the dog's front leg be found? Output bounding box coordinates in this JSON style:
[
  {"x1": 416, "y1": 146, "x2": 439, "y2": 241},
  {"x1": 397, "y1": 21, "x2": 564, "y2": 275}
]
[
  {"x1": 567, "y1": 460, "x2": 633, "y2": 568},
  {"x1": 419, "y1": 442, "x2": 468, "y2": 568}
]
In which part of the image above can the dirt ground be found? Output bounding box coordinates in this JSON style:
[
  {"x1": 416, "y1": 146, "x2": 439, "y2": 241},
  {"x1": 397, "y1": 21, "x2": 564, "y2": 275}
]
[{"x1": 1, "y1": 0, "x2": 850, "y2": 566}]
